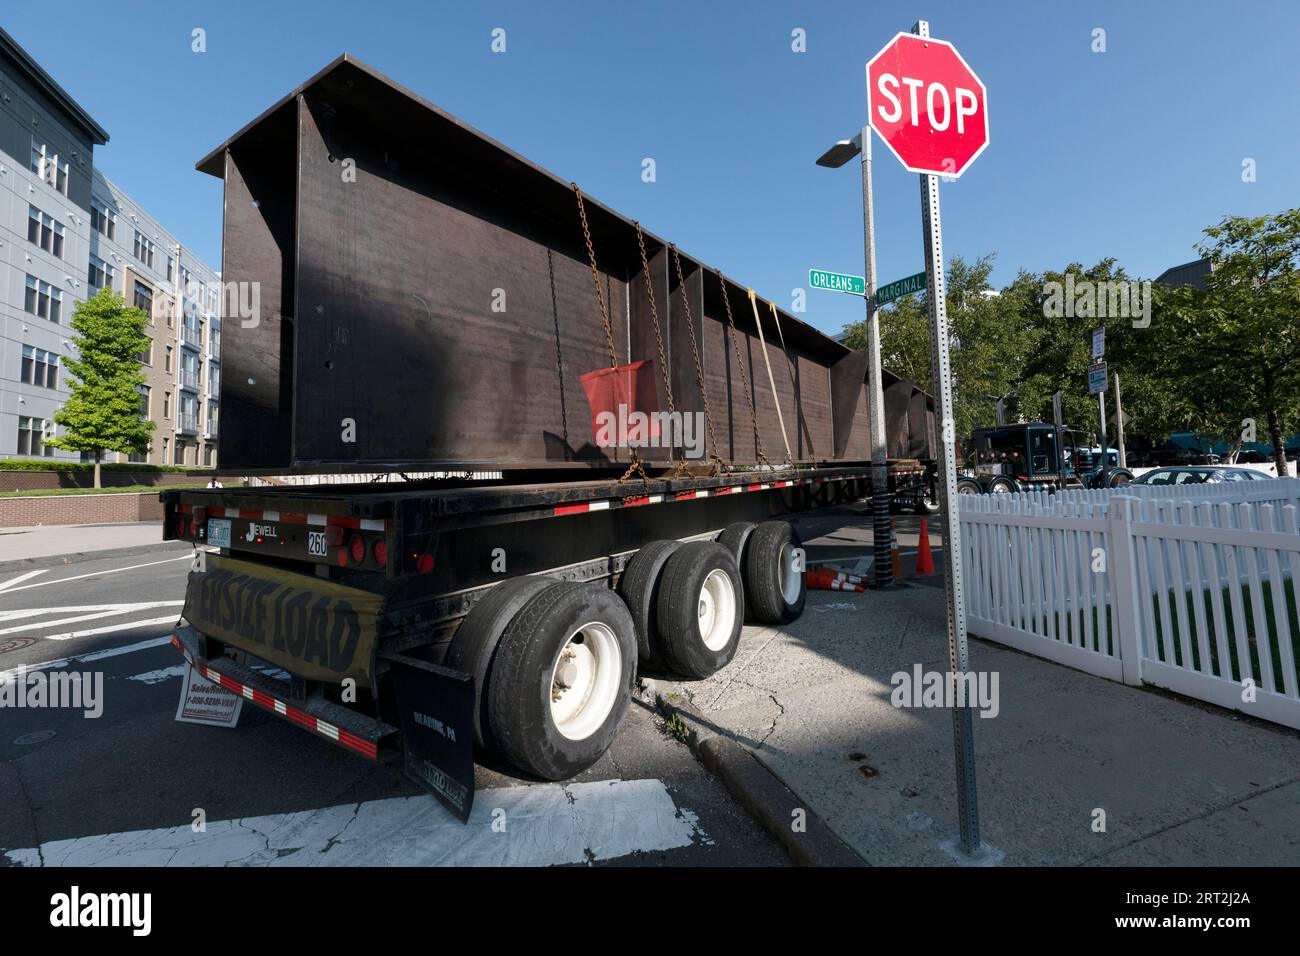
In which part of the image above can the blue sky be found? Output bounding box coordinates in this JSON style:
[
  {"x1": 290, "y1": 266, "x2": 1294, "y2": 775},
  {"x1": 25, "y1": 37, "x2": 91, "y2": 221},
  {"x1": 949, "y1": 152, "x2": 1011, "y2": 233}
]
[{"x1": 7, "y1": 0, "x2": 1297, "y2": 336}]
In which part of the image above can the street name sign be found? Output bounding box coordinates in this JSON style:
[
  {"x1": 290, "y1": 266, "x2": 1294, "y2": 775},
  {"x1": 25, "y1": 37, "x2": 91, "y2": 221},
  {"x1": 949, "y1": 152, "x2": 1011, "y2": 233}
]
[
  {"x1": 876, "y1": 271, "x2": 927, "y2": 305},
  {"x1": 809, "y1": 269, "x2": 866, "y2": 296}
]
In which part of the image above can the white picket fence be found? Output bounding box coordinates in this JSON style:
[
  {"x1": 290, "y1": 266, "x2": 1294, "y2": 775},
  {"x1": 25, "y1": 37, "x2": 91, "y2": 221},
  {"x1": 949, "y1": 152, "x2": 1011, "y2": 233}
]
[{"x1": 959, "y1": 478, "x2": 1300, "y2": 730}]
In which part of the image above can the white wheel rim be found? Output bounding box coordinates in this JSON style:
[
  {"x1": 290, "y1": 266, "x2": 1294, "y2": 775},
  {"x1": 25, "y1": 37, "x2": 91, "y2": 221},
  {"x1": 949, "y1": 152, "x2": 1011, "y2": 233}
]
[
  {"x1": 549, "y1": 622, "x2": 621, "y2": 742},
  {"x1": 779, "y1": 543, "x2": 802, "y2": 605},
  {"x1": 992, "y1": 482, "x2": 1011, "y2": 494},
  {"x1": 697, "y1": 569, "x2": 737, "y2": 652}
]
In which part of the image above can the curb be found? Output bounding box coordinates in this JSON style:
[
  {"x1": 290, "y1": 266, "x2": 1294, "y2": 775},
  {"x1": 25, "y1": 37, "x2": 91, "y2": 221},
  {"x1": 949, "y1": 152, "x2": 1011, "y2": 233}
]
[
  {"x1": 656, "y1": 690, "x2": 868, "y2": 867},
  {"x1": 0, "y1": 540, "x2": 190, "y2": 574}
]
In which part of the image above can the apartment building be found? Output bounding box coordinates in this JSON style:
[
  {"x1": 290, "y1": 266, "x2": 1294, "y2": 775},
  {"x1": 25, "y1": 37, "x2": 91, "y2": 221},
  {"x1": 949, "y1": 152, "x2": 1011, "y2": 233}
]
[
  {"x1": 91, "y1": 169, "x2": 221, "y2": 467},
  {"x1": 0, "y1": 27, "x2": 219, "y2": 468}
]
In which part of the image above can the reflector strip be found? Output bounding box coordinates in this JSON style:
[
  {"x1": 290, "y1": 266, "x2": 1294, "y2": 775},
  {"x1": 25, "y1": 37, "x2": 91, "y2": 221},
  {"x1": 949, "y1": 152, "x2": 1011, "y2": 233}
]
[{"x1": 170, "y1": 635, "x2": 379, "y2": 761}]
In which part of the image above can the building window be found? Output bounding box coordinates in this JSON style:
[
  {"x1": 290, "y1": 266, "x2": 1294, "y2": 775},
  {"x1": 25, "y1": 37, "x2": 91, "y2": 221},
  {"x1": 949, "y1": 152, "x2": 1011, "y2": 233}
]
[
  {"x1": 133, "y1": 230, "x2": 155, "y2": 268},
  {"x1": 163, "y1": 391, "x2": 171, "y2": 417},
  {"x1": 30, "y1": 137, "x2": 68, "y2": 195},
  {"x1": 28, "y1": 207, "x2": 66, "y2": 258},
  {"x1": 133, "y1": 279, "x2": 153, "y2": 316},
  {"x1": 137, "y1": 384, "x2": 151, "y2": 418},
  {"x1": 162, "y1": 437, "x2": 169, "y2": 462},
  {"x1": 24, "y1": 275, "x2": 62, "y2": 323},
  {"x1": 17, "y1": 416, "x2": 54, "y2": 457},
  {"x1": 88, "y1": 255, "x2": 115, "y2": 290},
  {"x1": 167, "y1": 256, "x2": 175, "y2": 282},
  {"x1": 91, "y1": 201, "x2": 116, "y2": 240},
  {"x1": 21, "y1": 346, "x2": 58, "y2": 389},
  {"x1": 165, "y1": 346, "x2": 173, "y2": 373},
  {"x1": 174, "y1": 440, "x2": 185, "y2": 465},
  {"x1": 135, "y1": 337, "x2": 152, "y2": 366}
]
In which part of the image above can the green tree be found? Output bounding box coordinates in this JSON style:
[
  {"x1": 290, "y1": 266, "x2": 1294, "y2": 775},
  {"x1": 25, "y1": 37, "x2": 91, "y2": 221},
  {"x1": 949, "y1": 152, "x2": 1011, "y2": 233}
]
[
  {"x1": 1164, "y1": 210, "x2": 1300, "y2": 473},
  {"x1": 842, "y1": 253, "x2": 1038, "y2": 443},
  {"x1": 46, "y1": 288, "x2": 154, "y2": 487}
]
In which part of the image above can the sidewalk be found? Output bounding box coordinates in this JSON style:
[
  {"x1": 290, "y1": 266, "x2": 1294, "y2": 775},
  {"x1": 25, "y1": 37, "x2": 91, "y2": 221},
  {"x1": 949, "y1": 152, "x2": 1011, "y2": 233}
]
[
  {"x1": 0, "y1": 522, "x2": 187, "y2": 572},
  {"x1": 660, "y1": 516, "x2": 1300, "y2": 866}
]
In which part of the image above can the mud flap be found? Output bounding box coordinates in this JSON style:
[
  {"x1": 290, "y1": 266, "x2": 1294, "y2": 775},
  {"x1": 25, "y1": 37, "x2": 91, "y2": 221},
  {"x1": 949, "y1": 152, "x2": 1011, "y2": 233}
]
[{"x1": 386, "y1": 653, "x2": 476, "y2": 823}]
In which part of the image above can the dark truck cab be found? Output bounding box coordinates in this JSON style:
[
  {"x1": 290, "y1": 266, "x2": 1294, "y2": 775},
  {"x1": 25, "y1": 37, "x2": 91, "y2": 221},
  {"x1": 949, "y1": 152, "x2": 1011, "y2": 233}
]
[{"x1": 958, "y1": 423, "x2": 1133, "y2": 494}]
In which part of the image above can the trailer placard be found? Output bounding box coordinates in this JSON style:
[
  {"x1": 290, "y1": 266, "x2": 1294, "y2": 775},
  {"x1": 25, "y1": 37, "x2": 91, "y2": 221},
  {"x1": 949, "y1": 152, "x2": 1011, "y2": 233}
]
[{"x1": 182, "y1": 554, "x2": 384, "y2": 685}]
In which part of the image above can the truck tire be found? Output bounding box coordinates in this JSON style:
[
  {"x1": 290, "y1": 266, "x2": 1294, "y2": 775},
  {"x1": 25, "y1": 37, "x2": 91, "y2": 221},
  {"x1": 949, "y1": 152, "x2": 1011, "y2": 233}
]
[
  {"x1": 914, "y1": 488, "x2": 940, "y2": 514},
  {"x1": 743, "y1": 520, "x2": 806, "y2": 625},
  {"x1": 956, "y1": 477, "x2": 983, "y2": 495},
  {"x1": 716, "y1": 522, "x2": 756, "y2": 619},
  {"x1": 444, "y1": 575, "x2": 555, "y2": 753},
  {"x1": 618, "y1": 539, "x2": 683, "y2": 665},
  {"x1": 656, "y1": 541, "x2": 744, "y2": 678},
  {"x1": 488, "y1": 581, "x2": 636, "y2": 780},
  {"x1": 988, "y1": 477, "x2": 1018, "y2": 494}
]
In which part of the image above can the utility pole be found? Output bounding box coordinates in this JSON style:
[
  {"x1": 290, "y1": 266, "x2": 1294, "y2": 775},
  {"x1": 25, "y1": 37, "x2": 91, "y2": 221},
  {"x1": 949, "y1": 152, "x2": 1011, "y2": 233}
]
[
  {"x1": 1113, "y1": 372, "x2": 1127, "y2": 469},
  {"x1": 859, "y1": 129, "x2": 893, "y2": 591}
]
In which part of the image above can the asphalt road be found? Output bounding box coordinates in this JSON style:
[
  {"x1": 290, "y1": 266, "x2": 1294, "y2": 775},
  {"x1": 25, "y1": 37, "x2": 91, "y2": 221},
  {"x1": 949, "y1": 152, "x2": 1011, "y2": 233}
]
[{"x1": 0, "y1": 547, "x2": 787, "y2": 867}]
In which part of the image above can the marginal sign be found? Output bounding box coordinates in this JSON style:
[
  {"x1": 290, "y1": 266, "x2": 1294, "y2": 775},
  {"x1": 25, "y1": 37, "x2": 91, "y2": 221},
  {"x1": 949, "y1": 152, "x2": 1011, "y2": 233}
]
[
  {"x1": 875, "y1": 271, "x2": 927, "y2": 306},
  {"x1": 809, "y1": 269, "x2": 866, "y2": 296}
]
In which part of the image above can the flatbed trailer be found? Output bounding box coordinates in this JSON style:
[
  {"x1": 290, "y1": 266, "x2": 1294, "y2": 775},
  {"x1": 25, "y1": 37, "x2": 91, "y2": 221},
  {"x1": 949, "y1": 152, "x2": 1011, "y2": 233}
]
[{"x1": 163, "y1": 461, "x2": 920, "y2": 819}]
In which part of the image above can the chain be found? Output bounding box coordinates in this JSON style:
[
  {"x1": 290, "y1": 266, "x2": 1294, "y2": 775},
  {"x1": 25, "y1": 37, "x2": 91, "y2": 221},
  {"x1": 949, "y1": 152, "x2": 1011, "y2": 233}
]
[
  {"x1": 634, "y1": 222, "x2": 675, "y2": 415},
  {"x1": 573, "y1": 184, "x2": 618, "y2": 370},
  {"x1": 716, "y1": 271, "x2": 771, "y2": 467},
  {"x1": 672, "y1": 246, "x2": 726, "y2": 475}
]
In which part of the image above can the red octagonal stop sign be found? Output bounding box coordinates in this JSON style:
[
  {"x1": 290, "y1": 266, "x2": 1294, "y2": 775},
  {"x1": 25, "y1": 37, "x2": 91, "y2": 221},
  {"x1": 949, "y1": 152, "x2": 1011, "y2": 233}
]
[{"x1": 866, "y1": 32, "x2": 989, "y2": 178}]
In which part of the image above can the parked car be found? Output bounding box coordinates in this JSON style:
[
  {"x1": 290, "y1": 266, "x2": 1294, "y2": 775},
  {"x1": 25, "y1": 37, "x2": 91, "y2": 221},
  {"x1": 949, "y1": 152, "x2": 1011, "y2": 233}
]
[{"x1": 1132, "y1": 466, "x2": 1271, "y2": 485}]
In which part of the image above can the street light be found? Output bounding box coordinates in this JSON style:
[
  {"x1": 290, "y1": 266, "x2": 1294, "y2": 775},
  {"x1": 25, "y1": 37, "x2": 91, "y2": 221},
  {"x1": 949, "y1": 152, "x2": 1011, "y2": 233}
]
[
  {"x1": 815, "y1": 133, "x2": 861, "y2": 169},
  {"x1": 816, "y1": 127, "x2": 891, "y2": 590}
]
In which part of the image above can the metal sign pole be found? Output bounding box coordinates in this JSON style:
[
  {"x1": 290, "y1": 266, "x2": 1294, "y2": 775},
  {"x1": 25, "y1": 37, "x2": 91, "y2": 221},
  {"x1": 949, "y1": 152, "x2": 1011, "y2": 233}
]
[
  {"x1": 914, "y1": 17, "x2": 981, "y2": 858},
  {"x1": 860, "y1": 128, "x2": 892, "y2": 590}
]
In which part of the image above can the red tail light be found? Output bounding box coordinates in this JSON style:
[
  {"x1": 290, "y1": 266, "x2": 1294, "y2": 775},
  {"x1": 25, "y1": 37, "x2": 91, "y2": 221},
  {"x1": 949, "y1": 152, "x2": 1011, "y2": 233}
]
[
  {"x1": 349, "y1": 535, "x2": 366, "y2": 564},
  {"x1": 175, "y1": 514, "x2": 187, "y2": 537},
  {"x1": 373, "y1": 541, "x2": 387, "y2": 567},
  {"x1": 416, "y1": 553, "x2": 434, "y2": 574}
]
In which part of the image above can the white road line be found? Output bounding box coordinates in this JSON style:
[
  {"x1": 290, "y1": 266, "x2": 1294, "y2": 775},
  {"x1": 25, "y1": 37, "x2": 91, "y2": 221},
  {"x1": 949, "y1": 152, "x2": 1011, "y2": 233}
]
[
  {"x1": 0, "y1": 602, "x2": 178, "y2": 623},
  {"x1": 2, "y1": 779, "x2": 707, "y2": 867},
  {"x1": 0, "y1": 603, "x2": 184, "y2": 635},
  {"x1": 127, "y1": 664, "x2": 187, "y2": 684},
  {"x1": 0, "y1": 636, "x2": 173, "y2": 682},
  {"x1": 0, "y1": 555, "x2": 192, "y2": 595},
  {"x1": 42, "y1": 615, "x2": 182, "y2": 642},
  {"x1": 0, "y1": 570, "x2": 47, "y2": 592}
]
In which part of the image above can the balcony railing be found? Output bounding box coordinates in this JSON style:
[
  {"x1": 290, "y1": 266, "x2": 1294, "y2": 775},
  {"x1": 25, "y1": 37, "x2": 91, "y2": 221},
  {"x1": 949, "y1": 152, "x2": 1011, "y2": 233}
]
[
  {"x1": 180, "y1": 368, "x2": 200, "y2": 390},
  {"x1": 205, "y1": 421, "x2": 219, "y2": 439},
  {"x1": 177, "y1": 414, "x2": 198, "y2": 435},
  {"x1": 182, "y1": 325, "x2": 202, "y2": 348}
]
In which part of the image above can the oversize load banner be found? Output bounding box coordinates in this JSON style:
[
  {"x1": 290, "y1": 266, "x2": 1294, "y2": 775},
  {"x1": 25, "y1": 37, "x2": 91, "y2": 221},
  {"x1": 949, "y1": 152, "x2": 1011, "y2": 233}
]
[{"x1": 183, "y1": 554, "x2": 383, "y2": 685}]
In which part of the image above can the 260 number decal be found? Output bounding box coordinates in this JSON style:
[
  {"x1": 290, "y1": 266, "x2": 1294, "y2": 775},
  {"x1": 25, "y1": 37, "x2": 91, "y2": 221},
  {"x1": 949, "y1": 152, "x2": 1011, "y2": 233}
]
[{"x1": 307, "y1": 531, "x2": 328, "y2": 557}]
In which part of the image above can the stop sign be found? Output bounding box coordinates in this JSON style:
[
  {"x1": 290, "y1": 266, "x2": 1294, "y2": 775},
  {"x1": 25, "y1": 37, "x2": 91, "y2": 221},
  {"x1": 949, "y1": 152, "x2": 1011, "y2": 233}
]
[{"x1": 866, "y1": 32, "x2": 989, "y2": 178}]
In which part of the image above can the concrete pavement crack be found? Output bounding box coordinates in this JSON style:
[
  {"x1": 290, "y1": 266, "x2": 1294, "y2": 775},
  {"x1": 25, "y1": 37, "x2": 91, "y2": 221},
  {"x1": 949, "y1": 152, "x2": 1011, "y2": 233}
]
[
  {"x1": 758, "y1": 693, "x2": 786, "y2": 750},
  {"x1": 10, "y1": 754, "x2": 44, "y2": 866},
  {"x1": 319, "y1": 802, "x2": 363, "y2": 857},
  {"x1": 1080, "y1": 773, "x2": 1300, "y2": 865}
]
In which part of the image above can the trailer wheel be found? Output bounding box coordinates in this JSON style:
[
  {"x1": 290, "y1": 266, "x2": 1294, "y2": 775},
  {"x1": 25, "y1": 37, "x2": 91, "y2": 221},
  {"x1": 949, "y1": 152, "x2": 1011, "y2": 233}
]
[
  {"x1": 716, "y1": 522, "x2": 757, "y2": 619},
  {"x1": 444, "y1": 575, "x2": 555, "y2": 753},
  {"x1": 743, "y1": 520, "x2": 806, "y2": 625},
  {"x1": 488, "y1": 581, "x2": 636, "y2": 780},
  {"x1": 956, "y1": 477, "x2": 982, "y2": 495},
  {"x1": 914, "y1": 489, "x2": 940, "y2": 515},
  {"x1": 656, "y1": 542, "x2": 744, "y2": 678},
  {"x1": 988, "y1": 477, "x2": 1018, "y2": 494},
  {"x1": 618, "y1": 539, "x2": 684, "y2": 664}
]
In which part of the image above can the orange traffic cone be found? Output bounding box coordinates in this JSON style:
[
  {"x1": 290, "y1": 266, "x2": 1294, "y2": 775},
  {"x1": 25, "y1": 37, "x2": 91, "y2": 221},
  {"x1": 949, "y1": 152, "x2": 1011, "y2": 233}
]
[
  {"x1": 890, "y1": 520, "x2": 902, "y2": 578},
  {"x1": 915, "y1": 517, "x2": 936, "y2": 576}
]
